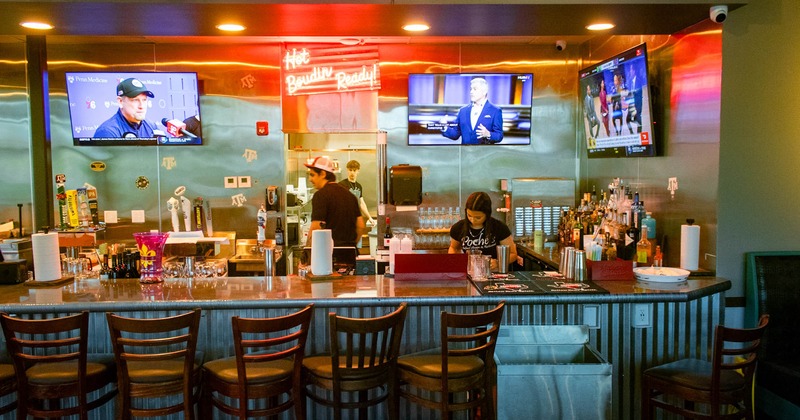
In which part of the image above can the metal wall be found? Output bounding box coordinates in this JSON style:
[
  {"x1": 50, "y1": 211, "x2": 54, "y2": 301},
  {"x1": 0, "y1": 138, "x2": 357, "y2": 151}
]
[
  {"x1": 0, "y1": 39, "x2": 33, "y2": 232},
  {"x1": 1, "y1": 33, "x2": 720, "y2": 274}
]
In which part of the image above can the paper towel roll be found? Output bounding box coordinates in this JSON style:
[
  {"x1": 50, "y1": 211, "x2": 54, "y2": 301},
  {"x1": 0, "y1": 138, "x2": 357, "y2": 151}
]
[
  {"x1": 32, "y1": 232, "x2": 62, "y2": 281},
  {"x1": 310, "y1": 229, "x2": 333, "y2": 276},
  {"x1": 680, "y1": 224, "x2": 700, "y2": 271}
]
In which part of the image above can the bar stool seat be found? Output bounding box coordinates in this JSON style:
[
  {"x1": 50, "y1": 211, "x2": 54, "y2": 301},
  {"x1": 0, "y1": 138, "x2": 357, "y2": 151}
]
[
  {"x1": 204, "y1": 356, "x2": 294, "y2": 384},
  {"x1": 396, "y1": 351, "x2": 485, "y2": 379},
  {"x1": 24, "y1": 355, "x2": 114, "y2": 385},
  {"x1": 643, "y1": 358, "x2": 748, "y2": 392}
]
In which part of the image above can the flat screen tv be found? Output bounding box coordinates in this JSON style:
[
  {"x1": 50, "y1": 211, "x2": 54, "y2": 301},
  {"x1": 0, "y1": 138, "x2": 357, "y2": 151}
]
[
  {"x1": 408, "y1": 73, "x2": 533, "y2": 146},
  {"x1": 66, "y1": 72, "x2": 202, "y2": 146},
  {"x1": 579, "y1": 44, "x2": 656, "y2": 158}
]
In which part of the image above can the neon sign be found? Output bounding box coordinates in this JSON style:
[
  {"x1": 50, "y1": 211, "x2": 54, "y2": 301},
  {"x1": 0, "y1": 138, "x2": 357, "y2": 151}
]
[{"x1": 282, "y1": 45, "x2": 381, "y2": 96}]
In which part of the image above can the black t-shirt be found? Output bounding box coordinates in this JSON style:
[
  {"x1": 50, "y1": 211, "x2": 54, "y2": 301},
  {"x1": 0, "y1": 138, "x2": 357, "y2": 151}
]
[
  {"x1": 311, "y1": 182, "x2": 361, "y2": 247},
  {"x1": 449, "y1": 217, "x2": 512, "y2": 259},
  {"x1": 338, "y1": 179, "x2": 363, "y2": 200}
]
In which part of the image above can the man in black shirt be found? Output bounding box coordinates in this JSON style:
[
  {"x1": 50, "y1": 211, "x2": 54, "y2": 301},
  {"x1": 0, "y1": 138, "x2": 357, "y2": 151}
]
[{"x1": 305, "y1": 156, "x2": 368, "y2": 248}]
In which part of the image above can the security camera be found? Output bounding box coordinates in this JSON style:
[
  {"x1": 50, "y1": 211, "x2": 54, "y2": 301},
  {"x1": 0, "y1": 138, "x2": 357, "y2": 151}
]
[
  {"x1": 555, "y1": 40, "x2": 566, "y2": 51},
  {"x1": 710, "y1": 5, "x2": 728, "y2": 23}
]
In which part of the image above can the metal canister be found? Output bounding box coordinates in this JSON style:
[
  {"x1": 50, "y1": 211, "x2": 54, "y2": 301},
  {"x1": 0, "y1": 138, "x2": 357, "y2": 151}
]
[
  {"x1": 564, "y1": 247, "x2": 575, "y2": 280},
  {"x1": 574, "y1": 250, "x2": 587, "y2": 282},
  {"x1": 264, "y1": 247, "x2": 275, "y2": 278}
]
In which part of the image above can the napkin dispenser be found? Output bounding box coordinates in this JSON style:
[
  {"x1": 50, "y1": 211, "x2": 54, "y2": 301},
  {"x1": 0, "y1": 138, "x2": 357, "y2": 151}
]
[{"x1": 389, "y1": 164, "x2": 422, "y2": 206}]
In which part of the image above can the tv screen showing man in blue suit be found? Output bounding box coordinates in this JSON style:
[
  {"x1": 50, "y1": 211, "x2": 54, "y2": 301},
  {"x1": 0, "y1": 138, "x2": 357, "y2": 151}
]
[{"x1": 440, "y1": 78, "x2": 504, "y2": 145}]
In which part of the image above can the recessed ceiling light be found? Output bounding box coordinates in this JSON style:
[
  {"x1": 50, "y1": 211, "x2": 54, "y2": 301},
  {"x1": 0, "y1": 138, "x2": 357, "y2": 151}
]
[
  {"x1": 586, "y1": 23, "x2": 615, "y2": 31},
  {"x1": 403, "y1": 23, "x2": 430, "y2": 32},
  {"x1": 216, "y1": 23, "x2": 246, "y2": 32},
  {"x1": 20, "y1": 22, "x2": 54, "y2": 30}
]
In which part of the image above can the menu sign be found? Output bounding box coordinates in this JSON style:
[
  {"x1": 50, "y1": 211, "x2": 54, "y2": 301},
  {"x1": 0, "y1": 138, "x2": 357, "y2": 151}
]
[{"x1": 282, "y1": 45, "x2": 381, "y2": 96}]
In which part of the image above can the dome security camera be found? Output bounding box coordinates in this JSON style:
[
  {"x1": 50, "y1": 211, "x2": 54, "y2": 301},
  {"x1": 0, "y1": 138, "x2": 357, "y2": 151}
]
[
  {"x1": 555, "y1": 40, "x2": 566, "y2": 51},
  {"x1": 710, "y1": 5, "x2": 728, "y2": 23}
]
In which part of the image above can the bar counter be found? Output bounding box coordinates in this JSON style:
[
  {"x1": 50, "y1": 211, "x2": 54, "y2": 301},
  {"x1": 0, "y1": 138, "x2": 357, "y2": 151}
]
[{"x1": 0, "y1": 274, "x2": 730, "y2": 419}]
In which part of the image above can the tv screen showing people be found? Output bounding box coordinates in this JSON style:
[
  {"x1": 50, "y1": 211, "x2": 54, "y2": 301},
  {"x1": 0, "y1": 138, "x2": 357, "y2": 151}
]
[
  {"x1": 579, "y1": 44, "x2": 657, "y2": 158},
  {"x1": 65, "y1": 72, "x2": 203, "y2": 146},
  {"x1": 408, "y1": 73, "x2": 533, "y2": 146}
]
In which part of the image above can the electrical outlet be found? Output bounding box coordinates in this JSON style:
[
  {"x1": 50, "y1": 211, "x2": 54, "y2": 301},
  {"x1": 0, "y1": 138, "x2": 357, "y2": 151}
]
[{"x1": 633, "y1": 303, "x2": 651, "y2": 328}]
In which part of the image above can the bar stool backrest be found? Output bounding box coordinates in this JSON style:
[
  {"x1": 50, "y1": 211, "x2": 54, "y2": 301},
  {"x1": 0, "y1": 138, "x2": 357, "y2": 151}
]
[
  {"x1": 0, "y1": 311, "x2": 116, "y2": 418},
  {"x1": 106, "y1": 309, "x2": 202, "y2": 419}
]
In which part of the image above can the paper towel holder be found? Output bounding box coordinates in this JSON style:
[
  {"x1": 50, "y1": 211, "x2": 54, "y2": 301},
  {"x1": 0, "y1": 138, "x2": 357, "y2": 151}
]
[{"x1": 686, "y1": 218, "x2": 695, "y2": 225}]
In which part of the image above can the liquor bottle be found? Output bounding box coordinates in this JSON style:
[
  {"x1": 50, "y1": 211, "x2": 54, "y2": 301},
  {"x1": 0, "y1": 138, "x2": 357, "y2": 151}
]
[
  {"x1": 572, "y1": 215, "x2": 583, "y2": 250},
  {"x1": 642, "y1": 212, "x2": 656, "y2": 239},
  {"x1": 590, "y1": 185, "x2": 597, "y2": 206},
  {"x1": 275, "y1": 217, "x2": 285, "y2": 246},
  {"x1": 129, "y1": 252, "x2": 140, "y2": 279},
  {"x1": 122, "y1": 251, "x2": 133, "y2": 278},
  {"x1": 653, "y1": 245, "x2": 663, "y2": 267},
  {"x1": 636, "y1": 226, "x2": 652, "y2": 267},
  {"x1": 109, "y1": 253, "x2": 119, "y2": 280},
  {"x1": 617, "y1": 213, "x2": 634, "y2": 260},
  {"x1": 383, "y1": 217, "x2": 393, "y2": 248},
  {"x1": 99, "y1": 254, "x2": 111, "y2": 281}
]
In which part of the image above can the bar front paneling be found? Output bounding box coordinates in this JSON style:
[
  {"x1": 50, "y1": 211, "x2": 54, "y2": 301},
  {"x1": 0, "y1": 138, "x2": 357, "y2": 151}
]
[{"x1": 0, "y1": 275, "x2": 727, "y2": 419}]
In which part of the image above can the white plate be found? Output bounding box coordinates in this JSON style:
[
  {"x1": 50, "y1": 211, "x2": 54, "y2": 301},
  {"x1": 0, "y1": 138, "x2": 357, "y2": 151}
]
[{"x1": 633, "y1": 267, "x2": 691, "y2": 283}]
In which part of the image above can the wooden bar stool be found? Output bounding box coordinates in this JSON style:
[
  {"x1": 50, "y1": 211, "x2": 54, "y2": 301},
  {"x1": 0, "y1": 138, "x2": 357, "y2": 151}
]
[
  {"x1": 642, "y1": 314, "x2": 770, "y2": 419},
  {"x1": 303, "y1": 303, "x2": 407, "y2": 420},
  {"x1": 202, "y1": 304, "x2": 314, "y2": 419},
  {"x1": 0, "y1": 311, "x2": 117, "y2": 419},
  {"x1": 106, "y1": 309, "x2": 202, "y2": 420},
  {"x1": 0, "y1": 363, "x2": 16, "y2": 415},
  {"x1": 398, "y1": 301, "x2": 505, "y2": 420}
]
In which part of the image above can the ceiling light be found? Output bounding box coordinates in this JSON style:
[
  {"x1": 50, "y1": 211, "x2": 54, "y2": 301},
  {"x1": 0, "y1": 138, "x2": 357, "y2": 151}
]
[
  {"x1": 20, "y1": 22, "x2": 54, "y2": 30},
  {"x1": 586, "y1": 23, "x2": 615, "y2": 31},
  {"x1": 403, "y1": 23, "x2": 430, "y2": 32},
  {"x1": 216, "y1": 23, "x2": 246, "y2": 32}
]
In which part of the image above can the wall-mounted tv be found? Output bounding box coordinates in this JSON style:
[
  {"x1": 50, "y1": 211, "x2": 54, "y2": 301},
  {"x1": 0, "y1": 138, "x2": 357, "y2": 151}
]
[
  {"x1": 579, "y1": 44, "x2": 656, "y2": 158},
  {"x1": 408, "y1": 73, "x2": 533, "y2": 146},
  {"x1": 65, "y1": 72, "x2": 202, "y2": 146}
]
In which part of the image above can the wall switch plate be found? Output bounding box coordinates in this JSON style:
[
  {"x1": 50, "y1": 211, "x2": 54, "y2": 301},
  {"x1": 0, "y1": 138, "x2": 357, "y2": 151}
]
[
  {"x1": 238, "y1": 176, "x2": 252, "y2": 188},
  {"x1": 131, "y1": 210, "x2": 145, "y2": 224},
  {"x1": 224, "y1": 177, "x2": 238, "y2": 189},
  {"x1": 104, "y1": 210, "x2": 118, "y2": 224},
  {"x1": 633, "y1": 303, "x2": 651, "y2": 328}
]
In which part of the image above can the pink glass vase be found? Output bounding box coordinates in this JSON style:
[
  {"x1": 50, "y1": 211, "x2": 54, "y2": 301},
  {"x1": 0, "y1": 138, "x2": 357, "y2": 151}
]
[{"x1": 133, "y1": 232, "x2": 169, "y2": 283}]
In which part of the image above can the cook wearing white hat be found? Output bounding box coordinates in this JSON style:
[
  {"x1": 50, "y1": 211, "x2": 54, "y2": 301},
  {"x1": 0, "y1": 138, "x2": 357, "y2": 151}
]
[{"x1": 305, "y1": 156, "x2": 369, "y2": 249}]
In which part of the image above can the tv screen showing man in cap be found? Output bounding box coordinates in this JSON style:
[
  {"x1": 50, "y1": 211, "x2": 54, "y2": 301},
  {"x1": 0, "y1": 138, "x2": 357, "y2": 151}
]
[
  {"x1": 94, "y1": 78, "x2": 158, "y2": 139},
  {"x1": 66, "y1": 72, "x2": 203, "y2": 146}
]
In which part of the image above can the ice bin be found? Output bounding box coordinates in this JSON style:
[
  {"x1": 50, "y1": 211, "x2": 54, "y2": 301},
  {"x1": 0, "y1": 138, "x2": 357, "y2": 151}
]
[{"x1": 494, "y1": 325, "x2": 612, "y2": 419}]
